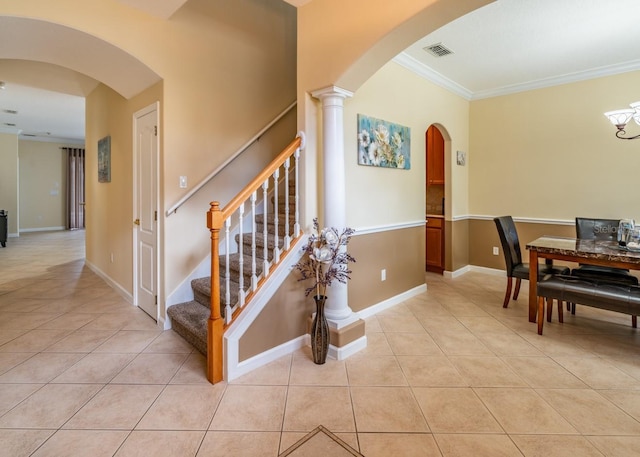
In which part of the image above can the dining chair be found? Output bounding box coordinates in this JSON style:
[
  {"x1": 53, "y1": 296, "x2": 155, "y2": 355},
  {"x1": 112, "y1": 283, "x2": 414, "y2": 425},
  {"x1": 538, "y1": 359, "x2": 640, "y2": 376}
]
[
  {"x1": 569, "y1": 217, "x2": 639, "y2": 313},
  {"x1": 494, "y1": 216, "x2": 570, "y2": 308}
]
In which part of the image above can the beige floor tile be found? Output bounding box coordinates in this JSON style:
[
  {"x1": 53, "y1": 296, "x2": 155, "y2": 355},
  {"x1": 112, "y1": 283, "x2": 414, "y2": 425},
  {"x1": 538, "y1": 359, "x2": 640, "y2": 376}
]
[
  {"x1": 413, "y1": 387, "x2": 502, "y2": 433},
  {"x1": 0, "y1": 383, "x2": 43, "y2": 416},
  {"x1": 474, "y1": 387, "x2": 577, "y2": 434},
  {"x1": 0, "y1": 429, "x2": 55, "y2": 457},
  {"x1": 115, "y1": 430, "x2": 204, "y2": 457},
  {"x1": 289, "y1": 352, "x2": 348, "y2": 386},
  {"x1": 377, "y1": 312, "x2": 426, "y2": 333},
  {"x1": 198, "y1": 431, "x2": 280, "y2": 456},
  {"x1": 352, "y1": 332, "x2": 393, "y2": 356},
  {"x1": 346, "y1": 355, "x2": 407, "y2": 386},
  {"x1": 363, "y1": 316, "x2": 382, "y2": 333},
  {"x1": 0, "y1": 384, "x2": 102, "y2": 428},
  {"x1": 502, "y1": 356, "x2": 587, "y2": 389},
  {"x1": 0, "y1": 328, "x2": 27, "y2": 347},
  {"x1": 279, "y1": 426, "x2": 361, "y2": 456},
  {"x1": 428, "y1": 331, "x2": 494, "y2": 356},
  {"x1": 31, "y1": 430, "x2": 129, "y2": 457},
  {"x1": 137, "y1": 384, "x2": 225, "y2": 430},
  {"x1": 143, "y1": 330, "x2": 196, "y2": 353},
  {"x1": 36, "y1": 312, "x2": 98, "y2": 330},
  {"x1": 552, "y1": 356, "x2": 640, "y2": 389},
  {"x1": 283, "y1": 386, "x2": 355, "y2": 432},
  {"x1": 280, "y1": 431, "x2": 359, "y2": 454},
  {"x1": 351, "y1": 386, "x2": 428, "y2": 433},
  {"x1": 386, "y1": 332, "x2": 443, "y2": 356},
  {"x1": 0, "y1": 328, "x2": 71, "y2": 352},
  {"x1": 43, "y1": 329, "x2": 116, "y2": 352},
  {"x1": 209, "y1": 385, "x2": 287, "y2": 431},
  {"x1": 52, "y1": 353, "x2": 137, "y2": 383},
  {"x1": 511, "y1": 434, "x2": 604, "y2": 457},
  {"x1": 0, "y1": 352, "x2": 33, "y2": 375},
  {"x1": 448, "y1": 356, "x2": 528, "y2": 387},
  {"x1": 93, "y1": 330, "x2": 162, "y2": 353},
  {"x1": 397, "y1": 356, "x2": 467, "y2": 387},
  {"x1": 170, "y1": 352, "x2": 210, "y2": 384},
  {"x1": 110, "y1": 352, "x2": 189, "y2": 384},
  {"x1": 63, "y1": 384, "x2": 163, "y2": 429},
  {"x1": 434, "y1": 433, "x2": 523, "y2": 457},
  {"x1": 0, "y1": 352, "x2": 85, "y2": 383},
  {"x1": 358, "y1": 433, "x2": 441, "y2": 457},
  {"x1": 599, "y1": 389, "x2": 640, "y2": 422},
  {"x1": 587, "y1": 436, "x2": 640, "y2": 457},
  {"x1": 536, "y1": 389, "x2": 640, "y2": 435},
  {"x1": 475, "y1": 332, "x2": 543, "y2": 356},
  {"x1": 230, "y1": 354, "x2": 292, "y2": 385}
]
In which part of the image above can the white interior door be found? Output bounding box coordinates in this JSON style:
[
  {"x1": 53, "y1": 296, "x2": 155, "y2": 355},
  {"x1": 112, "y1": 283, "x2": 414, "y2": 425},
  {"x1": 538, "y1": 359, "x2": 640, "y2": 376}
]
[{"x1": 134, "y1": 103, "x2": 159, "y2": 320}]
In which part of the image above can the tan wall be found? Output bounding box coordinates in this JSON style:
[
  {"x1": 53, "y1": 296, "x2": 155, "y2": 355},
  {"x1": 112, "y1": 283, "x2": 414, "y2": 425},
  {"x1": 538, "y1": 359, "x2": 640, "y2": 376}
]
[
  {"x1": 240, "y1": 224, "x2": 425, "y2": 361},
  {"x1": 348, "y1": 225, "x2": 425, "y2": 312},
  {"x1": 18, "y1": 140, "x2": 73, "y2": 231},
  {"x1": 85, "y1": 82, "x2": 162, "y2": 294},
  {"x1": 0, "y1": 133, "x2": 18, "y2": 235},
  {"x1": 344, "y1": 61, "x2": 470, "y2": 228},
  {"x1": 469, "y1": 71, "x2": 640, "y2": 221},
  {"x1": 469, "y1": 218, "x2": 575, "y2": 271}
]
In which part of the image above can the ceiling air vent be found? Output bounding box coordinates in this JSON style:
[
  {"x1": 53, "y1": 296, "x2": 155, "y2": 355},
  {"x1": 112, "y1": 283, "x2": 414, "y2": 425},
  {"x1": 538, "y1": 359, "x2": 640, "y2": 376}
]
[
  {"x1": 3, "y1": 109, "x2": 18, "y2": 115},
  {"x1": 424, "y1": 43, "x2": 453, "y2": 57}
]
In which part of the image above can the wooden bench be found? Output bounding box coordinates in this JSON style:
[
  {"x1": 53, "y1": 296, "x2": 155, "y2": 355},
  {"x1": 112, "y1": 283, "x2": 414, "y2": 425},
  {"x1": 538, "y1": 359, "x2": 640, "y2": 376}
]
[{"x1": 536, "y1": 275, "x2": 640, "y2": 335}]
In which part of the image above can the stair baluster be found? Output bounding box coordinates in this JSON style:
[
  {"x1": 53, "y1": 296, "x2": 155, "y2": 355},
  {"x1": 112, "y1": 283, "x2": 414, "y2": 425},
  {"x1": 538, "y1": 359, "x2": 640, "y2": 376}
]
[
  {"x1": 262, "y1": 180, "x2": 270, "y2": 275},
  {"x1": 250, "y1": 191, "x2": 258, "y2": 292},
  {"x1": 273, "y1": 168, "x2": 280, "y2": 264}
]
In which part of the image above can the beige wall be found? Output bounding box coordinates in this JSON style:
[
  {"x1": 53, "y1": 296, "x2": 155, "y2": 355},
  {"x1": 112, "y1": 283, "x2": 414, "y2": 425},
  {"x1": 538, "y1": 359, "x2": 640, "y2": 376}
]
[
  {"x1": 0, "y1": 133, "x2": 18, "y2": 235},
  {"x1": 18, "y1": 140, "x2": 73, "y2": 231},
  {"x1": 85, "y1": 82, "x2": 162, "y2": 294},
  {"x1": 469, "y1": 71, "x2": 640, "y2": 222}
]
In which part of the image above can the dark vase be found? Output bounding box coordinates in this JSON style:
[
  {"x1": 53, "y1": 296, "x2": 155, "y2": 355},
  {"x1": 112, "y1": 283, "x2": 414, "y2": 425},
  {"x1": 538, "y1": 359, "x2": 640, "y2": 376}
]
[{"x1": 311, "y1": 295, "x2": 329, "y2": 364}]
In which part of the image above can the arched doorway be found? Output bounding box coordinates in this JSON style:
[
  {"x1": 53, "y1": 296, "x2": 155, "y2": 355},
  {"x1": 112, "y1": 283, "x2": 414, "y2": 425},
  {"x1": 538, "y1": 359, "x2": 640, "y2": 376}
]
[{"x1": 426, "y1": 124, "x2": 445, "y2": 273}]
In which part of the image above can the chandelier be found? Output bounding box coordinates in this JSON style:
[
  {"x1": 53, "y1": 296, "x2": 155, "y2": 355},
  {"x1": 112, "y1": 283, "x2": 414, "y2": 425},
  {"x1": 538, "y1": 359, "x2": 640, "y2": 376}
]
[{"x1": 604, "y1": 102, "x2": 640, "y2": 140}]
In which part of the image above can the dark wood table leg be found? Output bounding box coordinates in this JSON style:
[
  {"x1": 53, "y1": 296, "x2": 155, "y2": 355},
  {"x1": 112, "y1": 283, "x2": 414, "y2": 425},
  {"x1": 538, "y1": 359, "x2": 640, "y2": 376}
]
[{"x1": 529, "y1": 249, "x2": 538, "y2": 322}]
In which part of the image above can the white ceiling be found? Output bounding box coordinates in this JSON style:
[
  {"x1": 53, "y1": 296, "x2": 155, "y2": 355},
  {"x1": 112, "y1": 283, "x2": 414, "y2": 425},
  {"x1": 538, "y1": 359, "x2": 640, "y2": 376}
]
[{"x1": 2, "y1": 0, "x2": 640, "y2": 143}]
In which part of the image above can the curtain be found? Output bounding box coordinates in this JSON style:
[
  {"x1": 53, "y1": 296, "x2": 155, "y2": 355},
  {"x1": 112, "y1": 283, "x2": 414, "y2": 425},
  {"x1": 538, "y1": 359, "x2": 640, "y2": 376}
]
[{"x1": 64, "y1": 147, "x2": 85, "y2": 230}]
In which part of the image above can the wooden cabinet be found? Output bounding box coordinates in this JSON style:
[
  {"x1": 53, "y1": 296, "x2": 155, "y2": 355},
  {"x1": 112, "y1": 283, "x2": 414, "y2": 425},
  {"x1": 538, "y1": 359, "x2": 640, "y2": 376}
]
[
  {"x1": 426, "y1": 217, "x2": 444, "y2": 273},
  {"x1": 426, "y1": 125, "x2": 444, "y2": 185}
]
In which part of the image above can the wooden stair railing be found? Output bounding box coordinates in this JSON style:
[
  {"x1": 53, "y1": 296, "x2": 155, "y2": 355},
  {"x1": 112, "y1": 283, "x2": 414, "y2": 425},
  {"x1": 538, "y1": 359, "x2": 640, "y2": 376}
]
[{"x1": 206, "y1": 132, "x2": 305, "y2": 383}]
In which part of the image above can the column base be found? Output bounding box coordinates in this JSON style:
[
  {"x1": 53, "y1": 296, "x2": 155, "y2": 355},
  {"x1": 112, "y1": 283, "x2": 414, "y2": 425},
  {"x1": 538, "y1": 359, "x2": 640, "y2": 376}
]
[{"x1": 307, "y1": 316, "x2": 366, "y2": 360}]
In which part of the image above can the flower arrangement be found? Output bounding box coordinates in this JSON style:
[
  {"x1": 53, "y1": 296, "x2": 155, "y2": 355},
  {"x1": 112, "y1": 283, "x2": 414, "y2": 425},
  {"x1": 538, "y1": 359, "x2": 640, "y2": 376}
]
[{"x1": 294, "y1": 218, "x2": 356, "y2": 298}]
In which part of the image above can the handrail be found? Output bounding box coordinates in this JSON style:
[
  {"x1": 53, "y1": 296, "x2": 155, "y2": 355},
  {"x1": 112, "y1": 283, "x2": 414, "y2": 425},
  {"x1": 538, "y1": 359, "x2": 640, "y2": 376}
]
[
  {"x1": 222, "y1": 134, "x2": 303, "y2": 218},
  {"x1": 165, "y1": 100, "x2": 297, "y2": 217}
]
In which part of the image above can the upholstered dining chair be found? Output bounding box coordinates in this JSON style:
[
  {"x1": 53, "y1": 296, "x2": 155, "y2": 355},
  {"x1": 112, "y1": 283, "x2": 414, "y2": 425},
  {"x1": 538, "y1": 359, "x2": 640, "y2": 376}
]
[
  {"x1": 568, "y1": 217, "x2": 639, "y2": 314},
  {"x1": 494, "y1": 216, "x2": 570, "y2": 308}
]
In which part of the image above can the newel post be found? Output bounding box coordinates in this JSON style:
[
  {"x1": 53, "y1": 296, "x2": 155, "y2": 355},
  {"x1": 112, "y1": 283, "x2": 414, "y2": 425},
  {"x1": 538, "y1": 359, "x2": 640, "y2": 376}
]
[{"x1": 207, "y1": 201, "x2": 224, "y2": 383}]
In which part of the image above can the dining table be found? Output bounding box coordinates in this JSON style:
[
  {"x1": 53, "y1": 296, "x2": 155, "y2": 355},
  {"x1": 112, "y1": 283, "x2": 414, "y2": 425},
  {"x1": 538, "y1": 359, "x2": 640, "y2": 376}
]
[{"x1": 526, "y1": 236, "x2": 640, "y2": 322}]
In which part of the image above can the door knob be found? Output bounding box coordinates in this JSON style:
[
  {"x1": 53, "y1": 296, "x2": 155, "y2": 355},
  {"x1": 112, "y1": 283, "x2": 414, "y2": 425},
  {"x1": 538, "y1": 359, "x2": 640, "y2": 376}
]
[{"x1": 134, "y1": 219, "x2": 140, "y2": 225}]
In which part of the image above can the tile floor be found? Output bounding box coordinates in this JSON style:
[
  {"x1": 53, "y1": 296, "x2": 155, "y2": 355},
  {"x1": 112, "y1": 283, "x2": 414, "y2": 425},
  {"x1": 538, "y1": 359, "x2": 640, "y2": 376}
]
[{"x1": 2, "y1": 231, "x2": 640, "y2": 456}]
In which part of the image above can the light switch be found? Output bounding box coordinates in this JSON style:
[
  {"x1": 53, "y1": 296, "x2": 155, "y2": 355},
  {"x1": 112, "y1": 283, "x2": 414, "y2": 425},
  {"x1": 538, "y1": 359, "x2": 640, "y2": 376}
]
[{"x1": 179, "y1": 176, "x2": 187, "y2": 188}]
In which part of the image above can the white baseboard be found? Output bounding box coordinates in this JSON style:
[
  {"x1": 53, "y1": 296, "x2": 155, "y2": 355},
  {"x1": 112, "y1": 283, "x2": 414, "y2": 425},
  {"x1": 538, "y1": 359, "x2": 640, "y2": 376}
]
[
  {"x1": 469, "y1": 265, "x2": 506, "y2": 276},
  {"x1": 19, "y1": 226, "x2": 65, "y2": 233},
  {"x1": 356, "y1": 283, "x2": 428, "y2": 319},
  {"x1": 84, "y1": 259, "x2": 133, "y2": 305},
  {"x1": 226, "y1": 335, "x2": 307, "y2": 382}
]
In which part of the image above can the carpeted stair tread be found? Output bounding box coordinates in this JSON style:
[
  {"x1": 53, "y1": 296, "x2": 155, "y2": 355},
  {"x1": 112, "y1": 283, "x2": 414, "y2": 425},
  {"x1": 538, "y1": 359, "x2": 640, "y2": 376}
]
[
  {"x1": 167, "y1": 301, "x2": 208, "y2": 355},
  {"x1": 220, "y1": 253, "x2": 265, "y2": 280},
  {"x1": 192, "y1": 276, "x2": 241, "y2": 311}
]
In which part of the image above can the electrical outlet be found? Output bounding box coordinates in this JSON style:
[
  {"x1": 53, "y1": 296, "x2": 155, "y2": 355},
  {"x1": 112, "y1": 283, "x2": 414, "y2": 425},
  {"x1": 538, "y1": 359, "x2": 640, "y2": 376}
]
[
  {"x1": 179, "y1": 176, "x2": 187, "y2": 188},
  {"x1": 381, "y1": 269, "x2": 386, "y2": 281},
  {"x1": 493, "y1": 246, "x2": 499, "y2": 256}
]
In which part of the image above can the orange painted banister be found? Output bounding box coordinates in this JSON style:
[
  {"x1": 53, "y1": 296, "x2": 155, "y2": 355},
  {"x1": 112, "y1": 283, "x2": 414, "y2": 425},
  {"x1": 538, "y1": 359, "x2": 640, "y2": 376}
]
[{"x1": 221, "y1": 135, "x2": 301, "y2": 219}]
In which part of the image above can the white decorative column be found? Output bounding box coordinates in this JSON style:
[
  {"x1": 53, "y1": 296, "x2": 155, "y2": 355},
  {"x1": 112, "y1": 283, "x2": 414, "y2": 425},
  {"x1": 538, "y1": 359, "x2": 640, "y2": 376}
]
[{"x1": 311, "y1": 85, "x2": 358, "y2": 328}]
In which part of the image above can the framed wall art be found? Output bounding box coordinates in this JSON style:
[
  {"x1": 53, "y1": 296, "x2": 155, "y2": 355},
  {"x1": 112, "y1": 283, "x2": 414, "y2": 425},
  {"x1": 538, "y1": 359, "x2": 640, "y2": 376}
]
[
  {"x1": 98, "y1": 135, "x2": 111, "y2": 183},
  {"x1": 357, "y1": 114, "x2": 410, "y2": 170}
]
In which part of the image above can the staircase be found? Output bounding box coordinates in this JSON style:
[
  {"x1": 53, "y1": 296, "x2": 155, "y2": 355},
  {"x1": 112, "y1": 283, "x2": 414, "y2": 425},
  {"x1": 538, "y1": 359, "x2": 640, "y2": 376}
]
[{"x1": 167, "y1": 175, "x2": 298, "y2": 357}]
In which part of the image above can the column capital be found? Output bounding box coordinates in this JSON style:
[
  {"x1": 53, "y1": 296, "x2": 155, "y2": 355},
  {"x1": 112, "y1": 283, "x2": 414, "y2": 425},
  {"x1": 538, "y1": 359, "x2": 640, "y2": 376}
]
[{"x1": 311, "y1": 85, "x2": 354, "y2": 101}]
